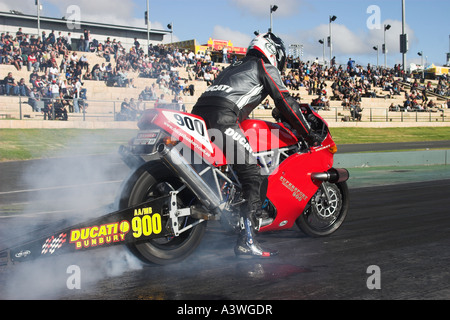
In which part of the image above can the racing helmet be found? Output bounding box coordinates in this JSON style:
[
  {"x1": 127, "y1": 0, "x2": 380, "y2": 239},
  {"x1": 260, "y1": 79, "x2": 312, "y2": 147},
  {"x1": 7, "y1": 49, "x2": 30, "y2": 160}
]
[{"x1": 247, "y1": 32, "x2": 287, "y2": 72}]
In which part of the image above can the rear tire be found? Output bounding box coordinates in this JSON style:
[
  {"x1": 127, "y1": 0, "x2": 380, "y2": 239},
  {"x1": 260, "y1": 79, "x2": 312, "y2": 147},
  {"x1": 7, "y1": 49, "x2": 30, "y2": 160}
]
[
  {"x1": 296, "y1": 182, "x2": 349, "y2": 237},
  {"x1": 118, "y1": 162, "x2": 207, "y2": 265}
]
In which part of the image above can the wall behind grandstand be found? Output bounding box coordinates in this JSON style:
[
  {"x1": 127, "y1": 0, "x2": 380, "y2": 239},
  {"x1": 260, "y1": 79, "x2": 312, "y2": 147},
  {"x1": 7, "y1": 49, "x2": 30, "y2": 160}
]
[{"x1": 0, "y1": 11, "x2": 168, "y2": 50}]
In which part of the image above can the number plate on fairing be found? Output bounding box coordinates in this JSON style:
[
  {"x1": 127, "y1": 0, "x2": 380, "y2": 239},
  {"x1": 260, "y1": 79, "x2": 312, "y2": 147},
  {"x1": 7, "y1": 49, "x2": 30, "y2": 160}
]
[{"x1": 162, "y1": 111, "x2": 214, "y2": 154}]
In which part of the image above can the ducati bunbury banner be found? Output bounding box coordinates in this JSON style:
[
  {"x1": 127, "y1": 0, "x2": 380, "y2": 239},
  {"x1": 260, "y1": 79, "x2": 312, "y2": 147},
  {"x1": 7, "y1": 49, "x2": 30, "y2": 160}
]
[{"x1": 7, "y1": 196, "x2": 171, "y2": 263}]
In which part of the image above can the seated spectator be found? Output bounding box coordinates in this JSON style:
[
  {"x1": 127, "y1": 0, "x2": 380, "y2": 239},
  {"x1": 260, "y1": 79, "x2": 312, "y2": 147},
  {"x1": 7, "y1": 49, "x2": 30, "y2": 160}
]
[
  {"x1": 174, "y1": 95, "x2": 186, "y2": 112},
  {"x1": 117, "y1": 68, "x2": 134, "y2": 88},
  {"x1": 139, "y1": 85, "x2": 157, "y2": 101},
  {"x1": 403, "y1": 98, "x2": 412, "y2": 112},
  {"x1": 16, "y1": 78, "x2": 29, "y2": 97},
  {"x1": 83, "y1": 67, "x2": 93, "y2": 80},
  {"x1": 427, "y1": 100, "x2": 436, "y2": 109},
  {"x1": 169, "y1": 76, "x2": 182, "y2": 96},
  {"x1": 53, "y1": 99, "x2": 68, "y2": 120},
  {"x1": 27, "y1": 52, "x2": 40, "y2": 72},
  {"x1": 50, "y1": 79, "x2": 60, "y2": 99},
  {"x1": 28, "y1": 87, "x2": 42, "y2": 112},
  {"x1": 49, "y1": 62, "x2": 60, "y2": 80},
  {"x1": 79, "y1": 54, "x2": 89, "y2": 70},
  {"x1": 203, "y1": 70, "x2": 213, "y2": 86},
  {"x1": 4, "y1": 72, "x2": 18, "y2": 95},
  {"x1": 69, "y1": 51, "x2": 79, "y2": 66},
  {"x1": 260, "y1": 99, "x2": 272, "y2": 109},
  {"x1": 117, "y1": 98, "x2": 136, "y2": 121},
  {"x1": 11, "y1": 49, "x2": 23, "y2": 70},
  {"x1": 155, "y1": 94, "x2": 170, "y2": 107},
  {"x1": 311, "y1": 95, "x2": 330, "y2": 111},
  {"x1": 389, "y1": 103, "x2": 400, "y2": 112},
  {"x1": 351, "y1": 103, "x2": 363, "y2": 121}
]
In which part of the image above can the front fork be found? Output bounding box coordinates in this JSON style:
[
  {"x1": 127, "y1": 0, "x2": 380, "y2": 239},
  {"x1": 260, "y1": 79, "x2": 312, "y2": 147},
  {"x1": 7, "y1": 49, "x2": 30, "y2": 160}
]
[{"x1": 319, "y1": 182, "x2": 332, "y2": 206}]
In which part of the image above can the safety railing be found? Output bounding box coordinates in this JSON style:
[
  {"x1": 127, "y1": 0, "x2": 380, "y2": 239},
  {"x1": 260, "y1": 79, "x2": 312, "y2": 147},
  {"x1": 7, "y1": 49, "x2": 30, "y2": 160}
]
[{"x1": 1, "y1": 96, "x2": 449, "y2": 124}]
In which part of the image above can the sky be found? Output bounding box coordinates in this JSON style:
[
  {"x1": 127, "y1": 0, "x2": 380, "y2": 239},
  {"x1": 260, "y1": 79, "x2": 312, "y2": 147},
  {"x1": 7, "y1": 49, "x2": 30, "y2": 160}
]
[{"x1": 1, "y1": 0, "x2": 449, "y2": 68}]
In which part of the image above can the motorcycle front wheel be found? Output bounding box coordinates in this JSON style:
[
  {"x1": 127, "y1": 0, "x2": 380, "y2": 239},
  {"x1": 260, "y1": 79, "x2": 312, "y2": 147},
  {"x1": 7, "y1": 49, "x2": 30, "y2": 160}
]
[
  {"x1": 118, "y1": 162, "x2": 207, "y2": 265},
  {"x1": 295, "y1": 182, "x2": 349, "y2": 237}
]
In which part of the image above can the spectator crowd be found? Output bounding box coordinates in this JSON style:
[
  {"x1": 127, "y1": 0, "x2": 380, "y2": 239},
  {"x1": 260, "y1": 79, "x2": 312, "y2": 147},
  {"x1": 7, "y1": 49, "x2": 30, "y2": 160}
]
[
  {"x1": 0, "y1": 26, "x2": 449, "y2": 121},
  {"x1": 281, "y1": 55, "x2": 449, "y2": 118}
]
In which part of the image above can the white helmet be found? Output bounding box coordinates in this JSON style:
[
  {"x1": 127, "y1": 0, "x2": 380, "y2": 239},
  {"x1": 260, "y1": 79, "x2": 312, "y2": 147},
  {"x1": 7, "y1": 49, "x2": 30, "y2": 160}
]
[{"x1": 247, "y1": 32, "x2": 287, "y2": 72}]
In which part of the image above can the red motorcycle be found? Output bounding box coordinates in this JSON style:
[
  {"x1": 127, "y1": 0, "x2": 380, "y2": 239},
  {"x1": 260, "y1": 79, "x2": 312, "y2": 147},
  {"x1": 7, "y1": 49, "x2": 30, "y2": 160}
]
[
  {"x1": 3, "y1": 105, "x2": 349, "y2": 266},
  {"x1": 116, "y1": 105, "x2": 349, "y2": 265}
]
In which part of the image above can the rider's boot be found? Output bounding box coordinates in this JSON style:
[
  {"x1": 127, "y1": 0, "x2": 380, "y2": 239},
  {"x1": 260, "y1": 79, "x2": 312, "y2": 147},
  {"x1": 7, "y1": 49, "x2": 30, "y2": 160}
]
[{"x1": 234, "y1": 211, "x2": 278, "y2": 258}]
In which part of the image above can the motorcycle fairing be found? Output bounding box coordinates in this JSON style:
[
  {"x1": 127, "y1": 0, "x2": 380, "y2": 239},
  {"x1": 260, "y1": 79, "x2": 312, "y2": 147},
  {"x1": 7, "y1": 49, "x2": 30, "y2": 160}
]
[
  {"x1": 138, "y1": 109, "x2": 227, "y2": 166},
  {"x1": 261, "y1": 145, "x2": 334, "y2": 232},
  {"x1": 240, "y1": 119, "x2": 299, "y2": 153}
]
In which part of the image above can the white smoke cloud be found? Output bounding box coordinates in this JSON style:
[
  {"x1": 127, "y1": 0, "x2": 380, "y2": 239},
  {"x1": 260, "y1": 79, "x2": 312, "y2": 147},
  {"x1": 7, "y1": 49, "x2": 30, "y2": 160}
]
[{"x1": 0, "y1": 132, "x2": 145, "y2": 299}]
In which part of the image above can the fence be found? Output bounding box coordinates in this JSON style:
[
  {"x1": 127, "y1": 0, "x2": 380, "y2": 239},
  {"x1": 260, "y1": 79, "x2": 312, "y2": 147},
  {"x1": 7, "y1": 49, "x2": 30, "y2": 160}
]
[{"x1": 2, "y1": 96, "x2": 450, "y2": 124}]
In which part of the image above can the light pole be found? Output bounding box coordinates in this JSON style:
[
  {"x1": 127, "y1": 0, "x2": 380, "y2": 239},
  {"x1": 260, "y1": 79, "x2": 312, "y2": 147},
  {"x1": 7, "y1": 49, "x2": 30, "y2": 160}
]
[
  {"x1": 35, "y1": 0, "x2": 41, "y2": 38},
  {"x1": 328, "y1": 15, "x2": 337, "y2": 64},
  {"x1": 418, "y1": 51, "x2": 424, "y2": 79},
  {"x1": 319, "y1": 39, "x2": 325, "y2": 65},
  {"x1": 167, "y1": 22, "x2": 173, "y2": 45},
  {"x1": 373, "y1": 46, "x2": 379, "y2": 70},
  {"x1": 269, "y1": 5, "x2": 278, "y2": 33},
  {"x1": 401, "y1": 0, "x2": 407, "y2": 71},
  {"x1": 145, "y1": 0, "x2": 150, "y2": 52},
  {"x1": 383, "y1": 24, "x2": 391, "y2": 69}
]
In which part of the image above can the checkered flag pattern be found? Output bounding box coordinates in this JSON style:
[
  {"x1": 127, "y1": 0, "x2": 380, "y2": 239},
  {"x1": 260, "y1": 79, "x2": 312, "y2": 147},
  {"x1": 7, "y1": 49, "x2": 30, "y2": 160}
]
[{"x1": 41, "y1": 233, "x2": 67, "y2": 255}]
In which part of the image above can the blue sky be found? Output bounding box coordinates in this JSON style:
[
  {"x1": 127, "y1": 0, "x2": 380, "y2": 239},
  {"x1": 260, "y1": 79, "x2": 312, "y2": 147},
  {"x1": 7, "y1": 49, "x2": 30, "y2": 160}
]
[{"x1": 2, "y1": 0, "x2": 449, "y2": 67}]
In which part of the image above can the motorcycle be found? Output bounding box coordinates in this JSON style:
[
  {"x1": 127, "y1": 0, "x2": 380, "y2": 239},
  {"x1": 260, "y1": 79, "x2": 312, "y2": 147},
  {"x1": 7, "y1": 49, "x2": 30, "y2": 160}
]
[
  {"x1": 115, "y1": 105, "x2": 349, "y2": 265},
  {"x1": 1, "y1": 105, "x2": 349, "y2": 266}
]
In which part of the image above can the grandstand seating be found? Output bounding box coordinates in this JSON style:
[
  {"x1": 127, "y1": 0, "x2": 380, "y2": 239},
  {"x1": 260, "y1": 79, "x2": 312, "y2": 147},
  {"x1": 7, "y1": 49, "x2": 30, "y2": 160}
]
[{"x1": 0, "y1": 49, "x2": 448, "y2": 128}]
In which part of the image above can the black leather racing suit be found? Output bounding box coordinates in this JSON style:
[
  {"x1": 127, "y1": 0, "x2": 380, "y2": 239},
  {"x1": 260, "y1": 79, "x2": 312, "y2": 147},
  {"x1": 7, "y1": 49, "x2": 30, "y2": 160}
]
[{"x1": 192, "y1": 55, "x2": 316, "y2": 214}]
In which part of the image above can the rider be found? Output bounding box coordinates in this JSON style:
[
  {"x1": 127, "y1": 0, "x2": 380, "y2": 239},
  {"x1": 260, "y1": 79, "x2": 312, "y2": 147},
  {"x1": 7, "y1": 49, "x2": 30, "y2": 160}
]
[{"x1": 191, "y1": 32, "x2": 324, "y2": 258}]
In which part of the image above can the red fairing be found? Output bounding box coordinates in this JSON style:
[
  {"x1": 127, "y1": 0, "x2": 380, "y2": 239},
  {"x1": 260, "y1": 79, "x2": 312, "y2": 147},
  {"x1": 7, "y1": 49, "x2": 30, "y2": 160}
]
[
  {"x1": 260, "y1": 139, "x2": 335, "y2": 232},
  {"x1": 240, "y1": 119, "x2": 298, "y2": 152}
]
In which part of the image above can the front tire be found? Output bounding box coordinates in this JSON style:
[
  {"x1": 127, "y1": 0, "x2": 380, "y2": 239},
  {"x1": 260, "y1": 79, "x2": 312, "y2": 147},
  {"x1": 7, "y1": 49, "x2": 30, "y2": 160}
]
[
  {"x1": 296, "y1": 182, "x2": 349, "y2": 237},
  {"x1": 118, "y1": 162, "x2": 207, "y2": 265}
]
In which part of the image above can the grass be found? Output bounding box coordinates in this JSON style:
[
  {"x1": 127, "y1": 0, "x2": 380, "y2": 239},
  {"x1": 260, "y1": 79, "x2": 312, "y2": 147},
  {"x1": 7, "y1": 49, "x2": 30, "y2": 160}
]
[
  {"x1": 330, "y1": 127, "x2": 450, "y2": 144},
  {"x1": 0, "y1": 129, "x2": 137, "y2": 161},
  {"x1": 0, "y1": 127, "x2": 450, "y2": 162}
]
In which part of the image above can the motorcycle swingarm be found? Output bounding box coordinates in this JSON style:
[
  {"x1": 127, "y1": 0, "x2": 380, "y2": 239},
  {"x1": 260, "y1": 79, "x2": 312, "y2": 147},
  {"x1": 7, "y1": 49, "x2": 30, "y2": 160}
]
[{"x1": 0, "y1": 195, "x2": 193, "y2": 265}]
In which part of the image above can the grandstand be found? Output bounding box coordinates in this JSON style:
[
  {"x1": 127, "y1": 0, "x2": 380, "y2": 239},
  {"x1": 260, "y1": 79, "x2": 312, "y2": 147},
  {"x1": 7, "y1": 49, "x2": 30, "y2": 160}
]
[{"x1": 0, "y1": 32, "x2": 449, "y2": 129}]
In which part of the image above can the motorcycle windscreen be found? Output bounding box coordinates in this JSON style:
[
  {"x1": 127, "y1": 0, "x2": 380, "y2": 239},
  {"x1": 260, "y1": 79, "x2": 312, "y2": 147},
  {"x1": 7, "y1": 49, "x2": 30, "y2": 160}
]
[{"x1": 261, "y1": 150, "x2": 333, "y2": 232}]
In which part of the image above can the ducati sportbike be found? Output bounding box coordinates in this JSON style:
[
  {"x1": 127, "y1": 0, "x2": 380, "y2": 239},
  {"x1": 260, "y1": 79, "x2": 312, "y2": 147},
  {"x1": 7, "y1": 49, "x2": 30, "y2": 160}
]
[
  {"x1": 2, "y1": 105, "x2": 349, "y2": 266},
  {"x1": 115, "y1": 105, "x2": 349, "y2": 265}
]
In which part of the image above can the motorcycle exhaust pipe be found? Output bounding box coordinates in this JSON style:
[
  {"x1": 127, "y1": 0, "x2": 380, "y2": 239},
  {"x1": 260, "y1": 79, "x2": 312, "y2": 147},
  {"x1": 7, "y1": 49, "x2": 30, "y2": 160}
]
[
  {"x1": 311, "y1": 168, "x2": 349, "y2": 184},
  {"x1": 157, "y1": 144, "x2": 222, "y2": 215},
  {"x1": 118, "y1": 145, "x2": 145, "y2": 169}
]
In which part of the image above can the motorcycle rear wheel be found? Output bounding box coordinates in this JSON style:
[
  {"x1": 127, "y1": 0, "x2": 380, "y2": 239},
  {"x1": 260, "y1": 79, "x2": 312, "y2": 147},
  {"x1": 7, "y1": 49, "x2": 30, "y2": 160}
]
[
  {"x1": 296, "y1": 182, "x2": 349, "y2": 237},
  {"x1": 118, "y1": 162, "x2": 207, "y2": 265}
]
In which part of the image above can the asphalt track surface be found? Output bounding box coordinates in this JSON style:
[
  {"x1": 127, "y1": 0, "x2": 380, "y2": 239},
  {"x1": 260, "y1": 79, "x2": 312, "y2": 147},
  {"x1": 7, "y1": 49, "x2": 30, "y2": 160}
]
[{"x1": 0, "y1": 141, "x2": 450, "y2": 302}]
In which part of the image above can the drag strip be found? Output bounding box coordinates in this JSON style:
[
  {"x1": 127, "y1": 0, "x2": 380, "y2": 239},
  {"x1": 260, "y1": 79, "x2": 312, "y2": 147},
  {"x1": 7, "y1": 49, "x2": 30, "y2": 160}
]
[
  {"x1": 0, "y1": 144, "x2": 450, "y2": 300},
  {"x1": 1, "y1": 179, "x2": 450, "y2": 300}
]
